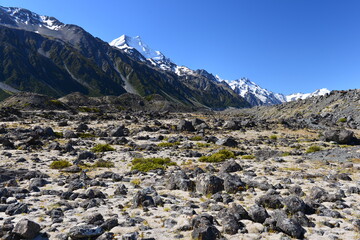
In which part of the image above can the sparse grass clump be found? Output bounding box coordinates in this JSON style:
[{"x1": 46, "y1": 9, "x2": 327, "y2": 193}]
[
  {"x1": 131, "y1": 157, "x2": 176, "y2": 172},
  {"x1": 199, "y1": 149, "x2": 235, "y2": 163},
  {"x1": 50, "y1": 160, "x2": 72, "y2": 169},
  {"x1": 157, "y1": 142, "x2": 180, "y2": 148},
  {"x1": 91, "y1": 144, "x2": 115, "y2": 152},
  {"x1": 242, "y1": 155, "x2": 255, "y2": 159},
  {"x1": 306, "y1": 145, "x2": 322, "y2": 153},
  {"x1": 92, "y1": 160, "x2": 114, "y2": 168},
  {"x1": 190, "y1": 136, "x2": 203, "y2": 141},
  {"x1": 281, "y1": 152, "x2": 291, "y2": 157}
]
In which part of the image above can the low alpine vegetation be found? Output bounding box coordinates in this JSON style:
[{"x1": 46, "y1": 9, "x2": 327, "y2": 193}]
[
  {"x1": 131, "y1": 157, "x2": 176, "y2": 172},
  {"x1": 306, "y1": 145, "x2": 322, "y2": 153},
  {"x1": 50, "y1": 160, "x2": 72, "y2": 169},
  {"x1": 92, "y1": 160, "x2": 115, "y2": 168},
  {"x1": 199, "y1": 149, "x2": 235, "y2": 163},
  {"x1": 91, "y1": 144, "x2": 115, "y2": 152}
]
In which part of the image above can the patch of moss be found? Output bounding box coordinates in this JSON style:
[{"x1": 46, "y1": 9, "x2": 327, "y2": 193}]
[
  {"x1": 196, "y1": 142, "x2": 211, "y2": 148},
  {"x1": 157, "y1": 142, "x2": 180, "y2": 148},
  {"x1": 54, "y1": 132, "x2": 63, "y2": 138},
  {"x1": 199, "y1": 149, "x2": 235, "y2": 163},
  {"x1": 92, "y1": 160, "x2": 114, "y2": 168},
  {"x1": 242, "y1": 155, "x2": 255, "y2": 159},
  {"x1": 50, "y1": 160, "x2": 71, "y2": 169},
  {"x1": 91, "y1": 144, "x2": 115, "y2": 152},
  {"x1": 306, "y1": 145, "x2": 322, "y2": 153},
  {"x1": 78, "y1": 133, "x2": 96, "y2": 138},
  {"x1": 190, "y1": 136, "x2": 203, "y2": 141},
  {"x1": 338, "y1": 117, "x2": 347, "y2": 123},
  {"x1": 131, "y1": 157, "x2": 176, "y2": 172}
]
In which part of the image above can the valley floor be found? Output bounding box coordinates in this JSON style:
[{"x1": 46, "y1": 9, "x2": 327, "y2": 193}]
[{"x1": 0, "y1": 110, "x2": 359, "y2": 240}]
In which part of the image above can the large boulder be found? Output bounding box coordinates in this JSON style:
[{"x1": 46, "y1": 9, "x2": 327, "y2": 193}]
[
  {"x1": 68, "y1": 225, "x2": 104, "y2": 239},
  {"x1": 13, "y1": 219, "x2": 41, "y2": 239},
  {"x1": 177, "y1": 120, "x2": 195, "y2": 132},
  {"x1": 196, "y1": 174, "x2": 224, "y2": 195},
  {"x1": 321, "y1": 129, "x2": 358, "y2": 144}
]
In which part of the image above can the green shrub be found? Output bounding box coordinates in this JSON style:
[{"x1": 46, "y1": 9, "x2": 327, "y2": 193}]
[
  {"x1": 78, "y1": 107, "x2": 100, "y2": 113},
  {"x1": 54, "y1": 132, "x2": 63, "y2": 138},
  {"x1": 338, "y1": 117, "x2": 347, "y2": 123},
  {"x1": 50, "y1": 160, "x2": 71, "y2": 169},
  {"x1": 196, "y1": 143, "x2": 211, "y2": 148},
  {"x1": 157, "y1": 142, "x2": 180, "y2": 148},
  {"x1": 306, "y1": 145, "x2": 322, "y2": 153},
  {"x1": 270, "y1": 135, "x2": 278, "y2": 140},
  {"x1": 49, "y1": 99, "x2": 63, "y2": 106},
  {"x1": 92, "y1": 160, "x2": 114, "y2": 168},
  {"x1": 281, "y1": 152, "x2": 291, "y2": 157},
  {"x1": 131, "y1": 157, "x2": 176, "y2": 172},
  {"x1": 190, "y1": 136, "x2": 203, "y2": 141},
  {"x1": 242, "y1": 155, "x2": 255, "y2": 159},
  {"x1": 91, "y1": 144, "x2": 115, "y2": 152},
  {"x1": 78, "y1": 133, "x2": 96, "y2": 138},
  {"x1": 199, "y1": 149, "x2": 235, "y2": 163}
]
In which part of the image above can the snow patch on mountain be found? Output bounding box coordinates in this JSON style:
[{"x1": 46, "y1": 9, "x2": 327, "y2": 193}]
[
  {"x1": 286, "y1": 88, "x2": 330, "y2": 102},
  {"x1": 0, "y1": 6, "x2": 64, "y2": 31},
  {"x1": 219, "y1": 77, "x2": 284, "y2": 105}
]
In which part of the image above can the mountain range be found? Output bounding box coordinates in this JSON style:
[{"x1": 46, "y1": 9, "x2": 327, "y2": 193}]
[{"x1": 0, "y1": 6, "x2": 329, "y2": 109}]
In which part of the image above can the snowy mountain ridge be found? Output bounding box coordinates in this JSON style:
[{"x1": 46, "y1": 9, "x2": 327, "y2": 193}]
[
  {"x1": 110, "y1": 34, "x2": 330, "y2": 106},
  {"x1": 0, "y1": 6, "x2": 64, "y2": 31},
  {"x1": 285, "y1": 88, "x2": 330, "y2": 102}
]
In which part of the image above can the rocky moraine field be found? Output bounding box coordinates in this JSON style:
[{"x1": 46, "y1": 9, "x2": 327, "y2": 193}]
[{"x1": 0, "y1": 91, "x2": 359, "y2": 240}]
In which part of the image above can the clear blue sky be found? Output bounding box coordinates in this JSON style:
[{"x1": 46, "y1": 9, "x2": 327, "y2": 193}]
[{"x1": 2, "y1": 0, "x2": 360, "y2": 94}]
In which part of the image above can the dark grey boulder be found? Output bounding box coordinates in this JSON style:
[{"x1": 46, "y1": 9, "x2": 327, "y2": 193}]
[
  {"x1": 283, "y1": 195, "x2": 306, "y2": 214},
  {"x1": 191, "y1": 214, "x2": 221, "y2": 240},
  {"x1": 63, "y1": 130, "x2": 77, "y2": 138},
  {"x1": 222, "y1": 174, "x2": 246, "y2": 193},
  {"x1": 178, "y1": 120, "x2": 195, "y2": 132},
  {"x1": 271, "y1": 210, "x2": 306, "y2": 239},
  {"x1": 255, "y1": 193, "x2": 283, "y2": 209},
  {"x1": 219, "y1": 160, "x2": 242, "y2": 173},
  {"x1": 216, "y1": 137, "x2": 238, "y2": 147},
  {"x1": 248, "y1": 205, "x2": 269, "y2": 223},
  {"x1": 12, "y1": 219, "x2": 41, "y2": 239},
  {"x1": 68, "y1": 224, "x2": 104, "y2": 239},
  {"x1": 5, "y1": 203, "x2": 28, "y2": 216},
  {"x1": 167, "y1": 171, "x2": 195, "y2": 192},
  {"x1": 132, "y1": 187, "x2": 162, "y2": 208},
  {"x1": 196, "y1": 174, "x2": 224, "y2": 195},
  {"x1": 321, "y1": 129, "x2": 357, "y2": 144}
]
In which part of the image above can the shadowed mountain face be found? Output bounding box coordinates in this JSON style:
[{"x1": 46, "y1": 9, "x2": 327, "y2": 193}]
[{"x1": 0, "y1": 6, "x2": 250, "y2": 109}]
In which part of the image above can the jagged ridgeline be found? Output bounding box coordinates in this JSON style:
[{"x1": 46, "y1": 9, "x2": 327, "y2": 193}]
[{"x1": 0, "y1": 6, "x2": 249, "y2": 109}]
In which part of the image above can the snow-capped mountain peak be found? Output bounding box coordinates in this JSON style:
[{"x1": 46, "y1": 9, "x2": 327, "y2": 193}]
[
  {"x1": 223, "y1": 77, "x2": 284, "y2": 105},
  {"x1": 110, "y1": 35, "x2": 165, "y2": 61},
  {"x1": 110, "y1": 35, "x2": 178, "y2": 72}
]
